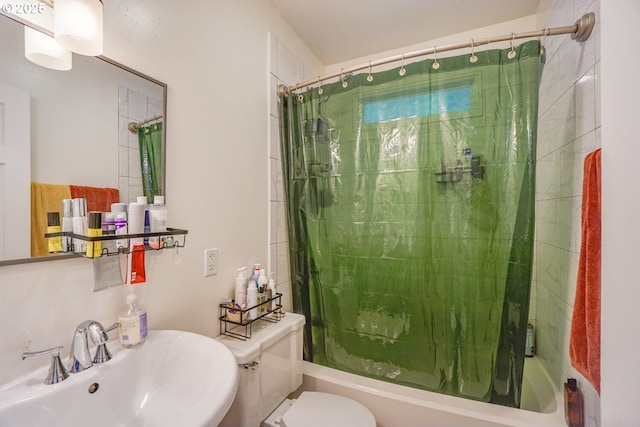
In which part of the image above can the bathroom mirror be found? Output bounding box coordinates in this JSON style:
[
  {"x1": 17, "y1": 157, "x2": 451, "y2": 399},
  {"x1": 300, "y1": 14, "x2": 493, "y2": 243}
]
[{"x1": 0, "y1": 13, "x2": 167, "y2": 265}]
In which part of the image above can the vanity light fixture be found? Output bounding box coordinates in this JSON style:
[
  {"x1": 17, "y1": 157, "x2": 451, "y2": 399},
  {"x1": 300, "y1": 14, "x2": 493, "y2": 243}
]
[
  {"x1": 54, "y1": 0, "x2": 103, "y2": 56},
  {"x1": 24, "y1": 26, "x2": 72, "y2": 71}
]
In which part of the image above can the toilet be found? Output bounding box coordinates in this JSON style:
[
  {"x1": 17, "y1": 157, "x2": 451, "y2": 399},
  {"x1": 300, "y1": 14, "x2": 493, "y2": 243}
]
[{"x1": 216, "y1": 312, "x2": 376, "y2": 427}]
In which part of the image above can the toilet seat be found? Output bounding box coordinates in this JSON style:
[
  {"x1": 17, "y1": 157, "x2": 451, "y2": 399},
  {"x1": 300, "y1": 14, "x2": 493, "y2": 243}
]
[{"x1": 280, "y1": 391, "x2": 375, "y2": 427}]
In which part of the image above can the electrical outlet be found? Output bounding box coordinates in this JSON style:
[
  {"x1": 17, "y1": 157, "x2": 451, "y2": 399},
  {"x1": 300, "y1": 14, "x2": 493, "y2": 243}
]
[{"x1": 204, "y1": 248, "x2": 218, "y2": 277}]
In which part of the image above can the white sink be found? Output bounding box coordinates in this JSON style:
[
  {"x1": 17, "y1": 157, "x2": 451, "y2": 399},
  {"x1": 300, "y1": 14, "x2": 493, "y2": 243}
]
[{"x1": 0, "y1": 330, "x2": 239, "y2": 427}]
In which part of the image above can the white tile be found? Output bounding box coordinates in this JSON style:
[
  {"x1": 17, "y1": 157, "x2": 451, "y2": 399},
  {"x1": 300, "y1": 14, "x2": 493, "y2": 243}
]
[
  {"x1": 268, "y1": 32, "x2": 278, "y2": 75},
  {"x1": 118, "y1": 145, "x2": 129, "y2": 176},
  {"x1": 276, "y1": 241, "x2": 290, "y2": 284},
  {"x1": 270, "y1": 74, "x2": 280, "y2": 118},
  {"x1": 575, "y1": 67, "x2": 596, "y2": 139},
  {"x1": 118, "y1": 85, "x2": 129, "y2": 116},
  {"x1": 269, "y1": 115, "x2": 280, "y2": 160},
  {"x1": 129, "y1": 91, "x2": 147, "y2": 121},
  {"x1": 276, "y1": 42, "x2": 304, "y2": 87},
  {"x1": 269, "y1": 201, "x2": 277, "y2": 245},
  {"x1": 276, "y1": 201, "x2": 286, "y2": 244},
  {"x1": 269, "y1": 158, "x2": 278, "y2": 202},
  {"x1": 128, "y1": 147, "x2": 140, "y2": 178}
]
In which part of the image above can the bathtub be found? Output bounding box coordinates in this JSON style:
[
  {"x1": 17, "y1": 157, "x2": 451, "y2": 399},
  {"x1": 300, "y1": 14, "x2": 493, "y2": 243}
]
[{"x1": 297, "y1": 357, "x2": 565, "y2": 427}]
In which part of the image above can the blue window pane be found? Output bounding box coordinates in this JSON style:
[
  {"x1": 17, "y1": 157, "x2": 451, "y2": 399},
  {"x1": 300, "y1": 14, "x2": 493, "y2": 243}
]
[{"x1": 364, "y1": 86, "x2": 471, "y2": 124}]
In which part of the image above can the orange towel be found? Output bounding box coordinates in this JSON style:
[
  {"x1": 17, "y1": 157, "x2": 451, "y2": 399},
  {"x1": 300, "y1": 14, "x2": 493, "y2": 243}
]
[
  {"x1": 569, "y1": 148, "x2": 601, "y2": 394},
  {"x1": 69, "y1": 185, "x2": 120, "y2": 213}
]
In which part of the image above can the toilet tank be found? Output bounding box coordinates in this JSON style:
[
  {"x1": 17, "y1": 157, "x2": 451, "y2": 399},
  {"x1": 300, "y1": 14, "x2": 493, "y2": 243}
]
[{"x1": 216, "y1": 312, "x2": 305, "y2": 427}]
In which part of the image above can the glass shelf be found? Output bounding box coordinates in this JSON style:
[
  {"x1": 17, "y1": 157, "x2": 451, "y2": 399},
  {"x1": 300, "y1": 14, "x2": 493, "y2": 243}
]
[{"x1": 44, "y1": 227, "x2": 188, "y2": 257}]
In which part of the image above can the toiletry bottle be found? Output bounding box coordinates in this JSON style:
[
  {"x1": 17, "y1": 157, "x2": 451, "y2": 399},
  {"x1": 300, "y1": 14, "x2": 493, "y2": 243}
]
[
  {"x1": 71, "y1": 198, "x2": 87, "y2": 253},
  {"x1": 111, "y1": 203, "x2": 128, "y2": 251},
  {"x1": 251, "y1": 263, "x2": 261, "y2": 283},
  {"x1": 235, "y1": 267, "x2": 248, "y2": 308},
  {"x1": 149, "y1": 195, "x2": 167, "y2": 249},
  {"x1": 257, "y1": 269, "x2": 269, "y2": 315},
  {"x1": 268, "y1": 272, "x2": 277, "y2": 311},
  {"x1": 128, "y1": 202, "x2": 146, "y2": 247},
  {"x1": 564, "y1": 378, "x2": 584, "y2": 427},
  {"x1": 61, "y1": 199, "x2": 73, "y2": 252},
  {"x1": 46, "y1": 212, "x2": 62, "y2": 253},
  {"x1": 136, "y1": 196, "x2": 150, "y2": 245},
  {"x1": 118, "y1": 290, "x2": 148, "y2": 348},
  {"x1": 525, "y1": 323, "x2": 535, "y2": 357},
  {"x1": 102, "y1": 212, "x2": 116, "y2": 254},
  {"x1": 86, "y1": 211, "x2": 102, "y2": 258},
  {"x1": 247, "y1": 280, "x2": 258, "y2": 320},
  {"x1": 114, "y1": 212, "x2": 128, "y2": 251}
]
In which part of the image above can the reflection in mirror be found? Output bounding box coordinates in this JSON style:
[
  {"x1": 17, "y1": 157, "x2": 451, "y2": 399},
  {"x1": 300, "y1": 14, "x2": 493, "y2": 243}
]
[{"x1": 0, "y1": 13, "x2": 166, "y2": 264}]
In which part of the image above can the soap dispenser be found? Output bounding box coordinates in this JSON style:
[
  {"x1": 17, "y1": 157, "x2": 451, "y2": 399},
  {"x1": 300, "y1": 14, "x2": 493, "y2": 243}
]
[{"x1": 118, "y1": 289, "x2": 148, "y2": 348}]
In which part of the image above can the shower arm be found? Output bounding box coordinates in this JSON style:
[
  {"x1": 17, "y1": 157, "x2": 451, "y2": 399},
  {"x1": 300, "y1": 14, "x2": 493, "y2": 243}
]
[{"x1": 277, "y1": 12, "x2": 595, "y2": 96}]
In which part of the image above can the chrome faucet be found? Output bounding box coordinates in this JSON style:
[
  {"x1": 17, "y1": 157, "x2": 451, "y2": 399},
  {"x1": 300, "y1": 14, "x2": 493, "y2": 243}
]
[{"x1": 68, "y1": 320, "x2": 118, "y2": 373}]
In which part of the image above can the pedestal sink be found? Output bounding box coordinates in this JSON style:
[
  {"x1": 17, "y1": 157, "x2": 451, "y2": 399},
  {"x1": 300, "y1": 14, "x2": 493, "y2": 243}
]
[{"x1": 0, "y1": 330, "x2": 239, "y2": 427}]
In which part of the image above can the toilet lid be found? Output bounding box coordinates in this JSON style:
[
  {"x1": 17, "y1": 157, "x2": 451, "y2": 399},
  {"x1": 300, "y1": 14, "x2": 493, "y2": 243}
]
[{"x1": 281, "y1": 391, "x2": 376, "y2": 427}]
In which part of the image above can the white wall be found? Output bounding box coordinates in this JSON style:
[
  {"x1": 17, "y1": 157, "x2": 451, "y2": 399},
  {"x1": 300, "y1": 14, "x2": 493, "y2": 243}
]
[
  {"x1": 0, "y1": 0, "x2": 321, "y2": 385},
  {"x1": 600, "y1": 2, "x2": 640, "y2": 427}
]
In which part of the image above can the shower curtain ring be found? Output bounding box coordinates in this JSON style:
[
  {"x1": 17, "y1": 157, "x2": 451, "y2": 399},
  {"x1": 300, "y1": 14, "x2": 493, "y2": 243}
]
[
  {"x1": 341, "y1": 69, "x2": 348, "y2": 88},
  {"x1": 470, "y1": 39, "x2": 478, "y2": 63},
  {"x1": 432, "y1": 46, "x2": 440, "y2": 70},
  {"x1": 399, "y1": 54, "x2": 406, "y2": 76},
  {"x1": 508, "y1": 32, "x2": 517, "y2": 59},
  {"x1": 317, "y1": 77, "x2": 323, "y2": 95},
  {"x1": 367, "y1": 62, "x2": 374, "y2": 82}
]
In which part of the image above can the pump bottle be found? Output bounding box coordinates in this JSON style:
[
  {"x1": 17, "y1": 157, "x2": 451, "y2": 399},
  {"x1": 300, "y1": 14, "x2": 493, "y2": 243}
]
[{"x1": 118, "y1": 290, "x2": 148, "y2": 348}]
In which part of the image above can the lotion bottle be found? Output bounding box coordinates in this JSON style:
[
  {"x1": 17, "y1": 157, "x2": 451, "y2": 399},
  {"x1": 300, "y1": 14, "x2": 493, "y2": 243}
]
[{"x1": 118, "y1": 290, "x2": 148, "y2": 348}]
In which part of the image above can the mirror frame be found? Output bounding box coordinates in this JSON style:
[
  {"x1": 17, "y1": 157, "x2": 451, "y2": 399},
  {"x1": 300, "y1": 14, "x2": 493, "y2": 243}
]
[{"x1": 0, "y1": 12, "x2": 167, "y2": 266}]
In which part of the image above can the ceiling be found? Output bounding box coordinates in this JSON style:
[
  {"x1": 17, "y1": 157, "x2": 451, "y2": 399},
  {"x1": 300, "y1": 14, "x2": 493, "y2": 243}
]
[{"x1": 268, "y1": 0, "x2": 540, "y2": 65}]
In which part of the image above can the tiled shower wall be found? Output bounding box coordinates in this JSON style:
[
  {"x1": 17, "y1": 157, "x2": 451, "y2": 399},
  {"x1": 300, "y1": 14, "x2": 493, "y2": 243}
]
[
  {"x1": 535, "y1": 0, "x2": 600, "y2": 425},
  {"x1": 267, "y1": 34, "x2": 321, "y2": 311},
  {"x1": 117, "y1": 86, "x2": 163, "y2": 203}
]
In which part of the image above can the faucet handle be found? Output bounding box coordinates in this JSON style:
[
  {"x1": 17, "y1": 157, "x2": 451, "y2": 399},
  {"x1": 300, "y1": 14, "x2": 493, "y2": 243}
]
[
  {"x1": 92, "y1": 322, "x2": 119, "y2": 364},
  {"x1": 22, "y1": 346, "x2": 69, "y2": 385}
]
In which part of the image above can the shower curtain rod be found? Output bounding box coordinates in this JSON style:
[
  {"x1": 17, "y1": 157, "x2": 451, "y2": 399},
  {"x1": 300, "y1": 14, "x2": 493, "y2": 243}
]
[
  {"x1": 278, "y1": 12, "x2": 595, "y2": 96},
  {"x1": 127, "y1": 114, "x2": 163, "y2": 134}
]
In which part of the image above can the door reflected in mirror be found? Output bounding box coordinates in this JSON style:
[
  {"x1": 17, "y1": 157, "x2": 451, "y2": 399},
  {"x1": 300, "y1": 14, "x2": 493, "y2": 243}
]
[{"x1": 0, "y1": 13, "x2": 166, "y2": 264}]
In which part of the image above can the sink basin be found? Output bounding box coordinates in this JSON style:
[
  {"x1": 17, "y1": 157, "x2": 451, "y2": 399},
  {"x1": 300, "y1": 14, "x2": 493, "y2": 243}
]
[{"x1": 0, "y1": 330, "x2": 238, "y2": 427}]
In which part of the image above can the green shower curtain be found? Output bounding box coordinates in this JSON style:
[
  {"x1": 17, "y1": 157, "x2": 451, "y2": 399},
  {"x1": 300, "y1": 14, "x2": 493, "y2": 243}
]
[
  {"x1": 280, "y1": 41, "x2": 544, "y2": 407},
  {"x1": 138, "y1": 122, "x2": 163, "y2": 202}
]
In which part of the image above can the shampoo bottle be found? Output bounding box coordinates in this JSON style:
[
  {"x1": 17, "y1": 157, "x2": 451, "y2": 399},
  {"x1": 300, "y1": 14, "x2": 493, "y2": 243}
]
[
  {"x1": 118, "y1": 290, "x2": 148, "y2": 348},
  {"x1": 564, "y1": 378, "x2": 584, "y2": 427}
]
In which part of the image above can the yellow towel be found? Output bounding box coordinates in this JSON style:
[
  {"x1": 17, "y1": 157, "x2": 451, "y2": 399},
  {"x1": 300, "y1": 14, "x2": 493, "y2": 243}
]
[{"x1": 31, "y1": 182, "x2": 71, "y2": 257}]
